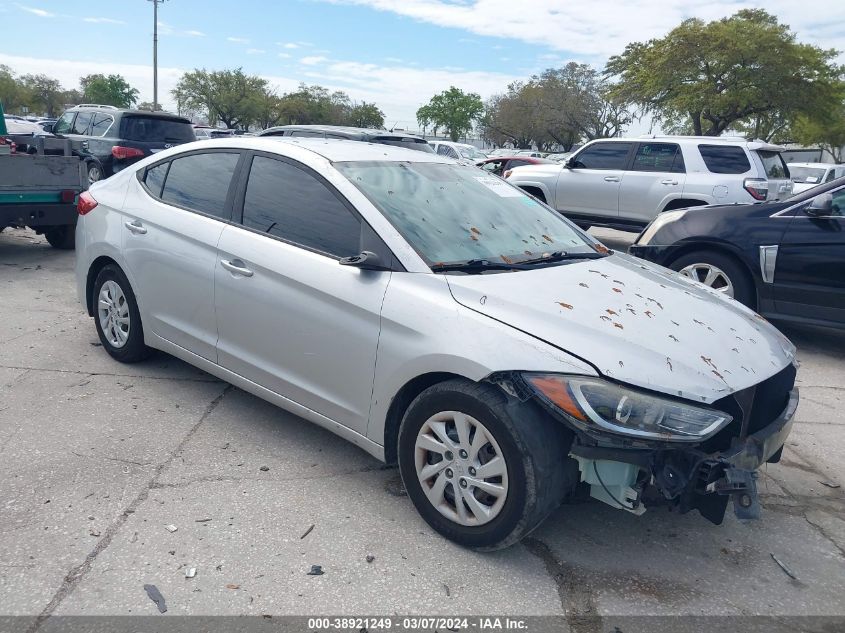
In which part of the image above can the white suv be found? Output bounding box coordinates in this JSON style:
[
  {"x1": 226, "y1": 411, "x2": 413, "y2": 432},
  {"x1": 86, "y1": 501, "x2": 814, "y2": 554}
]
[{"x1": 506, "y1": 136, "x2": 793, "y2": 231}]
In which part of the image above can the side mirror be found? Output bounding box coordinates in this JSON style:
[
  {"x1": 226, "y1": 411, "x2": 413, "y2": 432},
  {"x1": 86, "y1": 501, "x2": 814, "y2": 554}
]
[
  {"x1": 806, "y1": 193, "x2": 833, "y2": 216},
  {"x1": 41, "y1": 122, "x2": 55, "y2": 133},
  {"x1": 339, "y1": 250, "x2": 390, "y2": 271}
]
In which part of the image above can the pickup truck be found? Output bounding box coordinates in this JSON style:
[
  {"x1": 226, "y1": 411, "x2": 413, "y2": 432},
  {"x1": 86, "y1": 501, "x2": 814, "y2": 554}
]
[{"x1": 0, "y1": 132, "x2": 85, "y2": 249}]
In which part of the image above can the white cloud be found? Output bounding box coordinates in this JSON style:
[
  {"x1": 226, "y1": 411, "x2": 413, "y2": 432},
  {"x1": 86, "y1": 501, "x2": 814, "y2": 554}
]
[
  {"x1": 281, "y1": 42, "x2": 299, "y2": 49},
  {"x1": 319, "y1": 0, "x2": 845, "y2": 61},
  {"x1": 227, "y1": 36, "x2": 250, "y2": 44},
  {"x1": 278, "y1": 52, "x2": 292, "y2": 59},
  {"x1": 246, "y1": 48, "x2": 266, "y2": 55},
  {"x1": 83, "y1": 17, "x2": 125, "y2": 24},
  {"x1": 184, "y1": 30, "x2": 206, "y2": 37},
  {"x1": 17, "y1": 4, "x2": 53, "y2": 17},
  {"x1": 300, "y1": 56, "x2": 329, "y2": 66}
]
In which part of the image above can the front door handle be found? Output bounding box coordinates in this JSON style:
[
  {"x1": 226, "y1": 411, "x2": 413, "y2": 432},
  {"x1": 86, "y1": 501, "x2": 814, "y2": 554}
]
[
  {"x1": 221, "y1": 259, "x2": 254, "y2": 277},
  {"x1": 124, "y1": 220, "x2": 147, "y2": 235},
  {"x1": 604, "y1": 176, "x2": 619, "y2": 182},
  {"x1": 661, "y1": 179, "x2": 679, "y2": 185}
]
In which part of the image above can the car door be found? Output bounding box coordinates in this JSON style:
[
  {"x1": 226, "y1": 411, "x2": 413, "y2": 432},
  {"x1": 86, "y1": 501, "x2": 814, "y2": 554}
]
[
  {"x1": 618, "y1": 142, "x2": 687, "y2": 223},
  {"x1": 773, "y1": 185, "x2": 845, "y2": 324},
  {"x1": 214, "y1": 153, "x2": 391, "y2": 435},
  {"x1": 555, "y1": 141, "x2": 634, "y2": 218},
  {"x1": 121, "y1": 150, "x2": 243, "y2": 361}
]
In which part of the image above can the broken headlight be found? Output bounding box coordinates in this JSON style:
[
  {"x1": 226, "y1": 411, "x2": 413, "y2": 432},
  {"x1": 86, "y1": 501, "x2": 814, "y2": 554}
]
[{"x1": 524, "y1": 374, "x2": 731, "y2": 442}]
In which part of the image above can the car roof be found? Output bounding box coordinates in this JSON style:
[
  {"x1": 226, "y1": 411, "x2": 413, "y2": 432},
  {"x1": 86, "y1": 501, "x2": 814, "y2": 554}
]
[
  {"x1": 259, "y1": 124, "x2": 425, "y2": 140},
  {"x1": 594, "y1": 135, "x2": 785, "y2": 152},
  {"x1": 66, "y1": 106, "x2": 190, "y2": 121},
  {"x1": 787, "y1": 162, "x2": 835, "y2": 168},
  {"x1": 188, "y1": 136, "x2": 454, "y2": 163}
]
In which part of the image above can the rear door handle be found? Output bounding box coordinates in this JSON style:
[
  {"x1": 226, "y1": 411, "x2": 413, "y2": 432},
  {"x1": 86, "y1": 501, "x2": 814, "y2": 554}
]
[
  {"x1": 221, "y1": 259, "x2": 254, "y2": 277},
  {"x1": 661, "y1": 179, "x2": 679, "y2": 185},
  {"x1": 603, "y1": 176, "x2": 619, "y2": 182},
  {"x1": 124, "y1": 220, "x2": 147, "y2": 235}
]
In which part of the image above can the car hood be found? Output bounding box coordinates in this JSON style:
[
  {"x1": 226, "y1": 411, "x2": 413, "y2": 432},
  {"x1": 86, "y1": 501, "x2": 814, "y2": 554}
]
[{"x1": 445, "y1": 253, "x2": 795, "y2": 404}]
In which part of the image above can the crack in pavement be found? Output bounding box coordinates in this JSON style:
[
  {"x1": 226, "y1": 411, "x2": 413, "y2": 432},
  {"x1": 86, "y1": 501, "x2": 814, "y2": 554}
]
[
  {"x1": 523, "y1": 537, "x2": 601, "y2": 633},
  {"x1": 0, "y1": 363, "x2": 223, "y2": 384},
  {"x1": 149, "y1": 463, "x2": 386, "y2": 490},
  {"x1": 25, "y1": 384, "x2": 232, "y2": 633}
]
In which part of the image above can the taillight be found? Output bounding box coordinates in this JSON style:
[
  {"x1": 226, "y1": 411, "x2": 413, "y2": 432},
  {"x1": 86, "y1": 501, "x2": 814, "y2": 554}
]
[
  {"x1": 743, "y1": 178, "x2": 768, "y2": 201},
  {"x1": 60, "y1": 189, "x2": 77, "y2": 204},
  {"x1": 111, "y1": 146, "x2": 145, "y2": 160},
  {"x1": 78, "y1": 191, "x2": 98, "y2": 215}
]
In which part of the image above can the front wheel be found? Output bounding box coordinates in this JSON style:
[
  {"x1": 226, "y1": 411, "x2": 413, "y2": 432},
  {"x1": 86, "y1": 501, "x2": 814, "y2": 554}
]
[
  {"x1": 92, "y1": 265, "x2": 152, "y2": 363},
  {"x1": 398, "y1": 379, "x2": 573, "y2": 550},
  {"x1": 670, "y1": 250, "x2": 755, "y2": 309}
]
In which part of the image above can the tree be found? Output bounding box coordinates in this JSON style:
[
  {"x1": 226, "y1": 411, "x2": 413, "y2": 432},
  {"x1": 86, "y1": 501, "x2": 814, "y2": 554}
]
[
  {"x1": 173, "y1": 68, "x2": 267, "y2": 129},
  {"x1": 417, "y1": 87, "x2": 484, "y2": 141},
  {"x1": 793, "y1": 93, "x2": 845, "y2": 162},
  {"x1": 19, "y1": 74, "x2": 65, "y2": 117},
  {"x1": 136, "y1": 101, "x2": 156, "y2": 112},
  {"x1": 0, "y1": 65, "x2": 25, "y2": 113},
  {"x1": 347, "y1": 102, "x2": 384, "y2": 128},
  {"x1": 80, "y1": 74, "x2": 139, "y2": 108},
  {"x1": 606, "y1": 9, "x2": 844, "y2": 136}
]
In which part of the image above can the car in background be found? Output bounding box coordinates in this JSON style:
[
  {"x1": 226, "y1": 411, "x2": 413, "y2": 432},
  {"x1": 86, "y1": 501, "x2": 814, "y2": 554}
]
[
  {"x1": 477, "y1": 155, "x2": 556, "y2": 177},
  {"x1": 506, "y1": 136, "x2": 793, "y2": 232},
  {"x1": 430, "y1": 141, "x2": 488, "y2": 164},
  {"x1": 48, "y1": 105, "x2": 196, "y2": 186},
  {"x1": 194, "y1": 126, "x2": 236, "y2": 140},
  {"x1": 76, "y1": 136, "x2": 798, "y2": 549},
  {"x1": 629, "y1": 176, "x2": 845, "y2": 329},
  {"x1": 258, "y1": 125, "x2": 433, "y2": 153},
  {"x1": 788, "y1": 162, "x2": 845, "y2": 194},
  {"x1": 546, "y1": 152, "x2": 573, "y2": 163}
]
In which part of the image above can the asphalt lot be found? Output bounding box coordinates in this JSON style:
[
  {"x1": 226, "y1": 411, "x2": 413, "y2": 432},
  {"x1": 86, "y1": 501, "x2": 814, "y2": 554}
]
[{"x1": 1, "y1": 226, "x2": 844, "y2": 628}]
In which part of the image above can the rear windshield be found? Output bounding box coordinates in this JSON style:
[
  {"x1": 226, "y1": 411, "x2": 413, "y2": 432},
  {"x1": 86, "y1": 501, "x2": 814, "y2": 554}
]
[
  {"x1": 698, "y1": 145, "x2": 751, "y2": 174},
  {"x1": 120, "y1": 116, "x2": 196, "y2": 143},
  {"x1": 756, "y1": 150, "x2": 789, "y2": 179},
  {"x1": 790, "y1": 166, "x2": 827, "y2": 184},
  {"x1": 372, "y1": 137, "x2": 435, "y2": 153}
]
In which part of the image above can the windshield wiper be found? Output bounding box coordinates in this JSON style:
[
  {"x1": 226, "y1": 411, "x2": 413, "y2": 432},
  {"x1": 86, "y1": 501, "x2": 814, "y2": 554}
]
[
  {"x1": 520, "y1": 250, "x2": 609, "y2": 266},
  {"x1": 430, "y1": 259, "x2": 531, "y2": 274}
]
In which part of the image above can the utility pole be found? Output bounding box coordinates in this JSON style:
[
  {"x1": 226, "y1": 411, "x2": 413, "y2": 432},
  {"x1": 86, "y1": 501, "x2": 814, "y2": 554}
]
[{"x1": 148, "y1": 0, "x2": 166, "y2": 111}]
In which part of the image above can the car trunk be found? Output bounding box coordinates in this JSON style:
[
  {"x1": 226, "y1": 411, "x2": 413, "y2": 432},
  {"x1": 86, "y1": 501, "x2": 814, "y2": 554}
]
[
  {"x1": 753, "y1": 149, "x2": 792, "y2": 201},
  {"x1": 118, "y1": 114, "x2": 196, "y2": 158}
]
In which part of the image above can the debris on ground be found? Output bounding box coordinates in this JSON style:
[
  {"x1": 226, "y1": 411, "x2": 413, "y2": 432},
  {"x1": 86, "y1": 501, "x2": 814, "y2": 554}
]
[
  {"x1": 195, "y1": 518, "x2": 212, "y2": 523},
  {"x1": 259, "y1": 465, "x2": 270, "y2": 472},
  {"x1": 143, "y1": 584, "x2": 167, "y2": 613},
  {"x1": 89, "y1": 529, "x2": 101, "y2": 537},
  {"x1": 300, "y1": 524, "x2": 315, "y2": 540},
  {"x1": 771, "y1": 553, "x2": 797, "y2": 580},
  {"x1": 366, "y1": 555, "x2": 375, "y2": 563},
  {"x1": 443, "y1": 583, "x2": 451, "y2": 597},
  {"x1": 819, "y1": 480, "x2": 841, "y2": 489},
  {"x1": 185, "y1": 567, "x2": 197, "y2": 579},
  {"x1": 164, "y1": 524, "x2": 178, "y2": 533},
  {"x1": 226, "y1": 583, "x2": 240, "y2": 589},
  {"x1": 307, "y1": 565, "x2": 324, "y2": 576}
]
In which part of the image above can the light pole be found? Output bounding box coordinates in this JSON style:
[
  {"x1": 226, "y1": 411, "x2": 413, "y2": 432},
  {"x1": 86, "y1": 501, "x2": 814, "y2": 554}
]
[{"x1": 148, "y1": 0, "x2": 166, "y2": 111}]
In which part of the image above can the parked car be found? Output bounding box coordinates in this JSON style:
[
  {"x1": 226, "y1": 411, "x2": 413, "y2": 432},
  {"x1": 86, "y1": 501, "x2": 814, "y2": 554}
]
[
  {"x1": 258, "y1": 124, "x2": 433, "y2": 153},
  {"x1": 629, "y1": 177, "x2": 845, "y2": 329},
  {"x1": 477, "y1": 155, "x2": 556, "y2": 177},
  {"x1": 430, "y1": 141, "x2": 488, "y2": 164},
  {"x1": 194, "y1": 126, "x2": 236, "y2": 140},
  {"x1": 546, "y1": 152, "x2": 573, "y2": 163},
  {"x1": 788, "y1": 162, "x2": 845, "y2": 194},
  {"x1": 76, "y1": 137, "x2": 798, "y2": 549},
  {"x1": 506, "y1": 136, "x2": 793, "y2": 232},
  {"x1": 48, "y1": 105, "x2": 196, "y2": 186}
]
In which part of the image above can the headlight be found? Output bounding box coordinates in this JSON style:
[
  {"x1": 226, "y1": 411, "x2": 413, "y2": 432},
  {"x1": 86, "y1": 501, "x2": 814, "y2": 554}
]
[
  {"x1": 524, "y1": 374, "x2": 731, "y2": 442},
  {"x1": 636, "y1": 209, "x2": 687, "y2": 245}
]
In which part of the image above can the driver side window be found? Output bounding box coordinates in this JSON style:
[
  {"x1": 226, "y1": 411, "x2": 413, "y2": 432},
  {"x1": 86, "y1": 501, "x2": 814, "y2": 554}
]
[{"x1": 53, "y1": 112, "x2": 75, "y2": 135}]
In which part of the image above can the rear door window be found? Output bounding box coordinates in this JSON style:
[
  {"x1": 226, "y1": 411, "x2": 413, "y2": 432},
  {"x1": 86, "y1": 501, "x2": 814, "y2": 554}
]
[
  {"x1": 698, "y1": 145, "x2": 751, "y2": 174},
  {"x1": 143, "y1": 162, "x2": 169, "y2": 197},
  {"x1": 755, "y1": 150, "x2": 788, "y2": 179},
  {"x1": 160, "y1": 152, "x2": 240, "y2": 219},
  {"x1": 240, "y1": 155, "x2": 361, "y2": 258},
  {"x1": 120, "y1": 116, "x2": 196, "y2": 143},
  {"x1": 571, "y1": 142, "x2": 633, "y2": 170},
  {"x1": 89, "y1": 114, "x2": 114, "y2": 137},
  {"x1": 70, "y1": 112, "x2": 94, "y2": 135},
  {"x1": 632, "y1": 143, "x2": 685, "y2": 173}
]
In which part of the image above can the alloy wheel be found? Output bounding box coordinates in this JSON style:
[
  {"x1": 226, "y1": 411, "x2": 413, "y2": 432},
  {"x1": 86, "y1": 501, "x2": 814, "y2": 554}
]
[
  {"x1": 97, "y1": 280, "x2": 131, "y2": 348},
  {"x1": 414, "y1": 411, "x2": 508, "y2": 526},
  {"x1": 679, "y1": 263, "x2": 734, "y2": 298}
]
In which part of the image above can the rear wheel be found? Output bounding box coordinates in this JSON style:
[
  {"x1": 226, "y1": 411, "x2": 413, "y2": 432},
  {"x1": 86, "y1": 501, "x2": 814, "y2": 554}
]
[
  {"x1": 86, "y1": 161, "x2": 103, "y2": 188},
  {"x1": 43, "y1": 225, "x2": 76, "y2": 249},
  {"x1": 670, "y1": 250, "x2": 754, "y2": 308},
  {"x1": 398, "y1": 379, "x2": 572, "y2": 550},
  {"x1": 92, "y1": 265, "x2": 152, "y2": 363}
]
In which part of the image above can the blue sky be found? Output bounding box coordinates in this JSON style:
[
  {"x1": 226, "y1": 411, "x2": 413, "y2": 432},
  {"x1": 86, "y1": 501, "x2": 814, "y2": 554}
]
[{"x1": 2, "y1": 0, "x2": 843, "y2": 130}]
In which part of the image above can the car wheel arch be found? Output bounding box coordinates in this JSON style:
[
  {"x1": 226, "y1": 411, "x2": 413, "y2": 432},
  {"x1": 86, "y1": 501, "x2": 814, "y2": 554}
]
[
  {"x1": 661, "y1": 198, "x2": 709, "y2": 212},
  {"x1": 86, "y1": 256, "x2": 121, "y2": 316},
  {"x1": 516, "y1": 186, "x2": 547, "y2": 203},
  {"x1": 664, "y1": 243, "x2": 759, "y2": 310},
  {"x1": 382, "y1": 371, "x2": 469, "y2": 465}
]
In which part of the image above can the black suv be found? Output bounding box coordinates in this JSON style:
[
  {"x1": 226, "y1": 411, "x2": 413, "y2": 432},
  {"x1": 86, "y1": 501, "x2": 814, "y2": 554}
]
[
  {"x1": 257, "y1": 125, "x2": 433, "y2": 153},
  {"x1": 48, "y1": 105, "x2": 196, "y2": 185}
]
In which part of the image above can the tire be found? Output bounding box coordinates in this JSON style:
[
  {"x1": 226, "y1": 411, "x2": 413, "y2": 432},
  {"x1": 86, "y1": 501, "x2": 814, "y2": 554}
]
[
  {"x1": 86, "y1": 161, "x2": 103, "y2": 188},
  {"x1": 43, "y1": 224, "x2": 76, "y2": 250},
  {"x1": 92, "y1": 264, "x2": 152, "y2": 363},
  {"x1": 398, "y1": 379, "x2": 574, "y2": 550},
  {"x1": 670, "y1": 250, "x2": 755, "y2": 308}
]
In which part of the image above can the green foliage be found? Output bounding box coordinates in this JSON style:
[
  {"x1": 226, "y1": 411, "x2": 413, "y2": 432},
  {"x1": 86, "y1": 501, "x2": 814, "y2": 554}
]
[
  {"x1": 605, "y1": 9, "x2": 844, "y2": 136},
  {"x1": 417, "y1": 87, "x2": 484, "y2": 141},
  {"x1": 80, "y1": 74, "x2": 139, "y2": 108},
  {"x1": 793, "y1": 91, "x2": 845, "y2": 162}
]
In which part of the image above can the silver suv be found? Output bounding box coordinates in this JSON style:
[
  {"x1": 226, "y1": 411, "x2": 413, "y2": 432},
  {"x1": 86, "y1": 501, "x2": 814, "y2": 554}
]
[{"x1": 506, "y1": 136, "x2": 793, "y2": 231}]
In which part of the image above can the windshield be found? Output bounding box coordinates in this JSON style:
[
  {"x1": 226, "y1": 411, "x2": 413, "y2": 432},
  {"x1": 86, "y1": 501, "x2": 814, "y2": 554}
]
[
  {"x1": 336, "y1": 161, "x2": 597, "y2": 266},
  {"x1": 120, "y1": 116, "x2": 196, "y2": 143},
  {"x1": 789, "y1": 166, "x2": 827, "y2": 184},
  {"x1": 373, "y1": 137, "x2": 435, "y2": 153},
  {"x1": 458, "y1": 146, "x2": 487, "y2": 160}
]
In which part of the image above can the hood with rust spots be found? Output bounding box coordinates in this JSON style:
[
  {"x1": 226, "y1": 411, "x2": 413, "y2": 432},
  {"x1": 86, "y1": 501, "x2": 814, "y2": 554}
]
[{"x1": 446, "y1": 253, "x2": 796, "y2": 404}]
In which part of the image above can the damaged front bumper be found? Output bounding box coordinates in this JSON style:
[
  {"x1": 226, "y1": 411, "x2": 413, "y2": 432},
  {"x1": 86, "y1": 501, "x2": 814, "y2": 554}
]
[{"x1": 569, "y1": 388, "x2": 799, "y2": 524}]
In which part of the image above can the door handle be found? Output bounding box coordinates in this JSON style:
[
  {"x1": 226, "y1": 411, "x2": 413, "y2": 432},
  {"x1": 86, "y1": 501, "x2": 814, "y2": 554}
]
[
  {"x1": 221, "y1": 259, "x2": 254, "y2": 277},
  {"x1": 661, "y1": 179, "x2": 679, "y2": 185},
  {"x1": 124, "y1": 220, "x2": 147, "y2": 235},
  {"x1": 603, "y1": 176, "x2": 619, "y2": 182}
]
